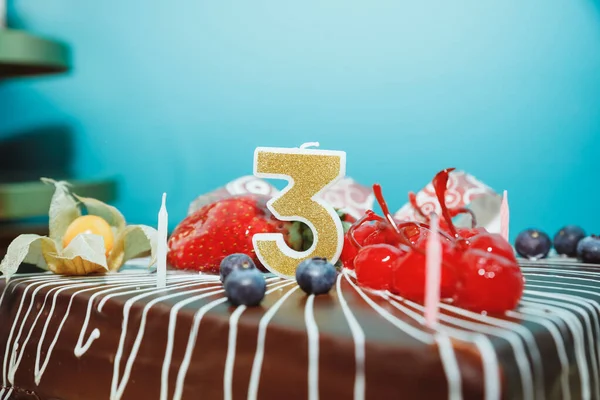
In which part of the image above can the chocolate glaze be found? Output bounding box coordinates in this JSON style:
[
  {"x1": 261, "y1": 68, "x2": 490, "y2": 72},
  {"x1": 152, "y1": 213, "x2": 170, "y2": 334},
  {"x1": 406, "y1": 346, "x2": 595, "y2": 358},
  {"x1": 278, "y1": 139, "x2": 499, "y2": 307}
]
[{"x1": 0, "y1": 259, "x2": 598, "y2": 400}]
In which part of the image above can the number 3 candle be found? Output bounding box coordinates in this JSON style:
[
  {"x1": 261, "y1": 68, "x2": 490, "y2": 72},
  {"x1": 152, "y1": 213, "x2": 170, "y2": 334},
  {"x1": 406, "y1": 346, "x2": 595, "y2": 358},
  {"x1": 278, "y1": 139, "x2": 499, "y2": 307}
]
[{"x1": 253, "y1": 142, "x2": 346, "y2": 278}]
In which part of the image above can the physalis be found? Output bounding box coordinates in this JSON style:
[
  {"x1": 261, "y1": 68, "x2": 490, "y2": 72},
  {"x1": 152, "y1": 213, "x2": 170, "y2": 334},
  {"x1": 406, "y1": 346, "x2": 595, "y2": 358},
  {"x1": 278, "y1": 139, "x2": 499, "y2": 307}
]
[{"x1": 0, "y1": 179, "x2": 158, "y2": 279}]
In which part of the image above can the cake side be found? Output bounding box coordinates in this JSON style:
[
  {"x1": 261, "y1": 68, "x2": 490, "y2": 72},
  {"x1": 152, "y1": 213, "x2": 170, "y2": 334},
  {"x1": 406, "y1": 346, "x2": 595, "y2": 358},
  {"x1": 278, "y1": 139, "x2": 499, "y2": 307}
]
[{"x1": 1, "y1": 259, "x2": 599, "y2": 399}]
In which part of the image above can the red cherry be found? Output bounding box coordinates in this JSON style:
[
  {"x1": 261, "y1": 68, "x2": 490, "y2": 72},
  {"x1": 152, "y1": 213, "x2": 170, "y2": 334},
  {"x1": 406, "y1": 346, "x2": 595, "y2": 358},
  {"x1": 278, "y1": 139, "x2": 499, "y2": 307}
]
[
  {"x1": 390, "y1": 242, "x2": 459, "y2": 301},
  {"x1": 431, "y1": 168, "x2": 458, "y2": 238},
  {"x1": 469, "y1": 233, "x2": 516, "y2": 261},
  {"x1": 362, "y1": 221, "x2": 403, "y2": 247},
  {"x1": 454, "y1": 249, "x2": 524, "y2": 313},
  {"x1": 354, "y1": 244, "x2": 404, "y2": 290},
  {"x1": 340, "y1": 234, "x2": 359, "y2": 269},
  {"x1": 353, "y1": 222, "x2": 379, "y2": 244},
  {"x1": 340, "y1": 223, "x2": 380, "y2": 268},
  {"x1": 457, "y1": 227, "x2": 487, "y2": 239},
  {"x1": 437, "y1": 219, "x2": 456, "y2": 237},
  {"x1": 399, "y1": 223, "x2": 428, "y2": 246}
]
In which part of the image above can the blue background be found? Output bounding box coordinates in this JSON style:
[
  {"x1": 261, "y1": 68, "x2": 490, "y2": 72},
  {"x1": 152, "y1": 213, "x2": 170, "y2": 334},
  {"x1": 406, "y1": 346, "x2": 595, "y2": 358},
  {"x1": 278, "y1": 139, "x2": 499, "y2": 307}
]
[{"x1": 1, "y1": 0, "x2": 599, "y2": 239}]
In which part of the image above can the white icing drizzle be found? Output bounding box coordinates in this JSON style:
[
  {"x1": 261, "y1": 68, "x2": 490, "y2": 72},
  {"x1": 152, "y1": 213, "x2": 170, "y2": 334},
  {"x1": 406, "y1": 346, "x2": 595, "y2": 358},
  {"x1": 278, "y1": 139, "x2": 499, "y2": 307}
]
[
  {"x1": 520, "y1": 259, "x2": 600, "y2": 267},
  {"x1": 437, "y1": 302, "x2": 544, "y2": 398},
  {"x1": 172, "y1": 297, "x2": 229, "y2": 400},
  {"x1": 0, "y1": 387, "x2": 12, "y2": 400},
  {"x1": 223, "y1": 280, "x2": 297, "y2": 400},
  {"x1": 343, "y1": 272, "x2": 481, "y2": 398},
  {"x1": 523, "y1": 290, "x2": 600, "y2": 398},
  {"x1": 473, "y1": 334, "x2": 501, "y2": 400},
  {"x1": 224, "y1": 304, "x2": 247, "y2": 400},
  {"x1": 159, "y1": 277, "x2": 281, "y2": 400},
  {"x1": 379, "y1": 291, "x2": 499, "y2": 400},
  {"x1": 386, "y1": 293, "x2": 537, "y2": 400},
  {"x1": 1, "y1": 272, "x2": 217, "y2": 398},
  {"x1": 305, "y1": 294, "x2": 319, "y2": 400},
  {"x1": 247, "y1": 284, "x2": 301, "y2": 400},
  {"x1": 0, "y1": 274, "x2": 59, "y2": 309},
  {"x1": 3, "y1": 276, "x2": 64, "y2": 386},
  {"x1": 5, "y1": 278, "x2": 98, "y2": 386},
  {"x1": 527, "y1": 288, "x2": 600, "y2": 388},
  {"x1": 522, "y1": 273, "x2": 600, "y2": 287},
  {"x1": 99, "y1": 274, "x2": 221, "y2": 312},
  {"x1": 521, "y1": 301, "x2": 590, "y2": 399},
  {"x1": 158, "y1": 277, "x2": 238, "y2": 400},
  {"x1": 342, "y1": 272, "x2": 433, "y2": 344},
  {"x1": 171, "y1": 278, "x2": 282, "y2": 400},
  {"x1": 507, "y1": 310, "x2": 571, "y2": 400},
  {"x1": 521, "y1": 267, "x2": 600, "y2": 278},
  {"x1": 111, "y1": 283, "x2": 225, "y2": 400},
  {"x1": 435, "y1": 334, "x2": 462, "y2": 400},
  {"x1": 528, "y1": 277, "x2": 600, "y2": 291},
  {"x1": 334, "y1": 273, "x2": 365, "y2": 400},
  {"x1": 75, "y1": 276, "x2": 193, "y2": 357},
  {"x1": 12, "y1": 277, "x2": 159, "y2": 383}
]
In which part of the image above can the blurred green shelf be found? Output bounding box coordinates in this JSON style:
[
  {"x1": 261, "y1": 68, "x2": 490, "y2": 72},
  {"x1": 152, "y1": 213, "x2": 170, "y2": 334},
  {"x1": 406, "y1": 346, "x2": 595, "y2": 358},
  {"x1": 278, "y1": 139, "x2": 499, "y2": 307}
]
[
  {"x1": 0, "y1": 178, "x2": 117, "y2": 219},
  {"x1": 0, "y1": 29, "x2": 70, "y2": 78}
]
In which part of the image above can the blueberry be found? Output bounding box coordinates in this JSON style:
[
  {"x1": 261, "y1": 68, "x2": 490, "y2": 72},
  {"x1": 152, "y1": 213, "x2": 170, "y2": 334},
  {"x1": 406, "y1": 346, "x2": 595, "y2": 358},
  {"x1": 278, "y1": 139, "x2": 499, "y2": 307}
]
[
  {"x1": 220, "y1": 253, "x2": 256, "y2": 283},
  {"x1": 577, "y1": 235, "x2": 600, "y2": 264},
  {"x1": 553, "y1": 225, "x2": 586, "y2": 257},
  {"x1": 295, "y1": 257, "x2": 337, "y2": 295},
  {"x1": 224, "y1": 268, "x2": 266, "y2": 306},
  {"x1": 515, "y1": 229, "x2": 552, "y2": 260},
  {"x1": 577, "y1": 236, "x2": 595, "y2": 259}
]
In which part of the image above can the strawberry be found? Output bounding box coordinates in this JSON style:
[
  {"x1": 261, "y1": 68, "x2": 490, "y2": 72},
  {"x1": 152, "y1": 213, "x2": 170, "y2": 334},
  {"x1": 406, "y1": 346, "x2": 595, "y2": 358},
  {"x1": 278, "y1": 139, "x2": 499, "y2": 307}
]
[{"x1": 167, "y1": 195, "x2": 305, "y2": 272}]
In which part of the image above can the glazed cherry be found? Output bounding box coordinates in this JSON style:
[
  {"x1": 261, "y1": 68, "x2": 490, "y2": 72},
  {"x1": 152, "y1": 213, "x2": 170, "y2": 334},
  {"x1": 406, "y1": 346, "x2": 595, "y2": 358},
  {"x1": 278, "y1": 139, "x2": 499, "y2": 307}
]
[
  {"x1": 340, "y1": 235, "x2": 359, "y2": 269},
  {"x1": 354, "y1": 244, "x2": 404, "y2": 290},
  {"x1": 400, "y1": 223, "x2": 429, "y2": 246},
  {"x1": 340, "y1": 223, "x2": 379, "y2": 268},
  {"x1": 468, "y1": 233, "x2": 517, "y2": 261},
  {"x1": 454, "y1": 249, "x2": 524, "y2": 313},
  {"x1": 348, "y1": 169, "x2": 525, "y2": 314},
  {"x1": 362, "y1": 221, "x2": 403, "y2": 247},
  {"x1": 457, "y1": 227, "x2": 487, "y2": 239},
  {"x1": 391, "y1": 242, "x2": 459, "y2": 301},
  {"x1": 340, "y1": 235, "x2": 359, "y2": 268}
]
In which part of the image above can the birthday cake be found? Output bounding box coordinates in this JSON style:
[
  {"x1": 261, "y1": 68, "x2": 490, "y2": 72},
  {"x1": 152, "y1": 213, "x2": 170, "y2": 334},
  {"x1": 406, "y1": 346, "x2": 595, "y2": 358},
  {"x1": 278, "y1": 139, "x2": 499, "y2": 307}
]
[
  {"x1": 2, "y1": 257, "x2": 600, "y2": 400},
  {"x1": 1, "y1": 154, "x2": 600, "y2": 400}
]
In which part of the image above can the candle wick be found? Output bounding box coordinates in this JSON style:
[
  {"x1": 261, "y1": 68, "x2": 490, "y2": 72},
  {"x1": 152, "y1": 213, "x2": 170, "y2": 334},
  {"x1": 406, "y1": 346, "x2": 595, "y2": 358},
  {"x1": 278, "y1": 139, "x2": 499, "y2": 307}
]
[{"x1": 299, "y1": 142, "x2": 320, "y2": 149}]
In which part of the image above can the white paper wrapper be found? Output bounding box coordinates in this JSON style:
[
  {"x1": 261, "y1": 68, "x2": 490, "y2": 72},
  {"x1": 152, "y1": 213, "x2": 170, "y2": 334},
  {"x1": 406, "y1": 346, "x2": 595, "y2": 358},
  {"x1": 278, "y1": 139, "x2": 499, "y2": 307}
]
[{"x1": 394, "y1": 170, "x2": 502, "y2": 233}]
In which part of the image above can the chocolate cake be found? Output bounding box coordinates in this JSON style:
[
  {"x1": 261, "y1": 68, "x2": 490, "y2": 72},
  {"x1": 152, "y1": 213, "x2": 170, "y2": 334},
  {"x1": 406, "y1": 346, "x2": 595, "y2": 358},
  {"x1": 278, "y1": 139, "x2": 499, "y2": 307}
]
[{"x1": 1, "y1": 258, "x2": 599, "y2": 400}]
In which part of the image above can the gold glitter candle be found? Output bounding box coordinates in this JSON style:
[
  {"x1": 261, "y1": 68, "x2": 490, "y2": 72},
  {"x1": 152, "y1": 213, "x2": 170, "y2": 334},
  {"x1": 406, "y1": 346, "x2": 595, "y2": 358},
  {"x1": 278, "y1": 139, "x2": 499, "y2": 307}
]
[{"x1": 253, "y1": 143, "x2": 346, "y2": 278}]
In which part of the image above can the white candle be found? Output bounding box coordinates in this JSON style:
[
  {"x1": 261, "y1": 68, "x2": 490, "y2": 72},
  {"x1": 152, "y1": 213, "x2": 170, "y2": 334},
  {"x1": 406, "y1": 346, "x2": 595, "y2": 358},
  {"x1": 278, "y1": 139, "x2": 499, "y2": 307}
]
[
  {"x1": 424, "y1": 214, "x2": 442, "y2": 328},
  {"x1": 157, "y1": 193, "x2": 168, "y2": 288}
]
